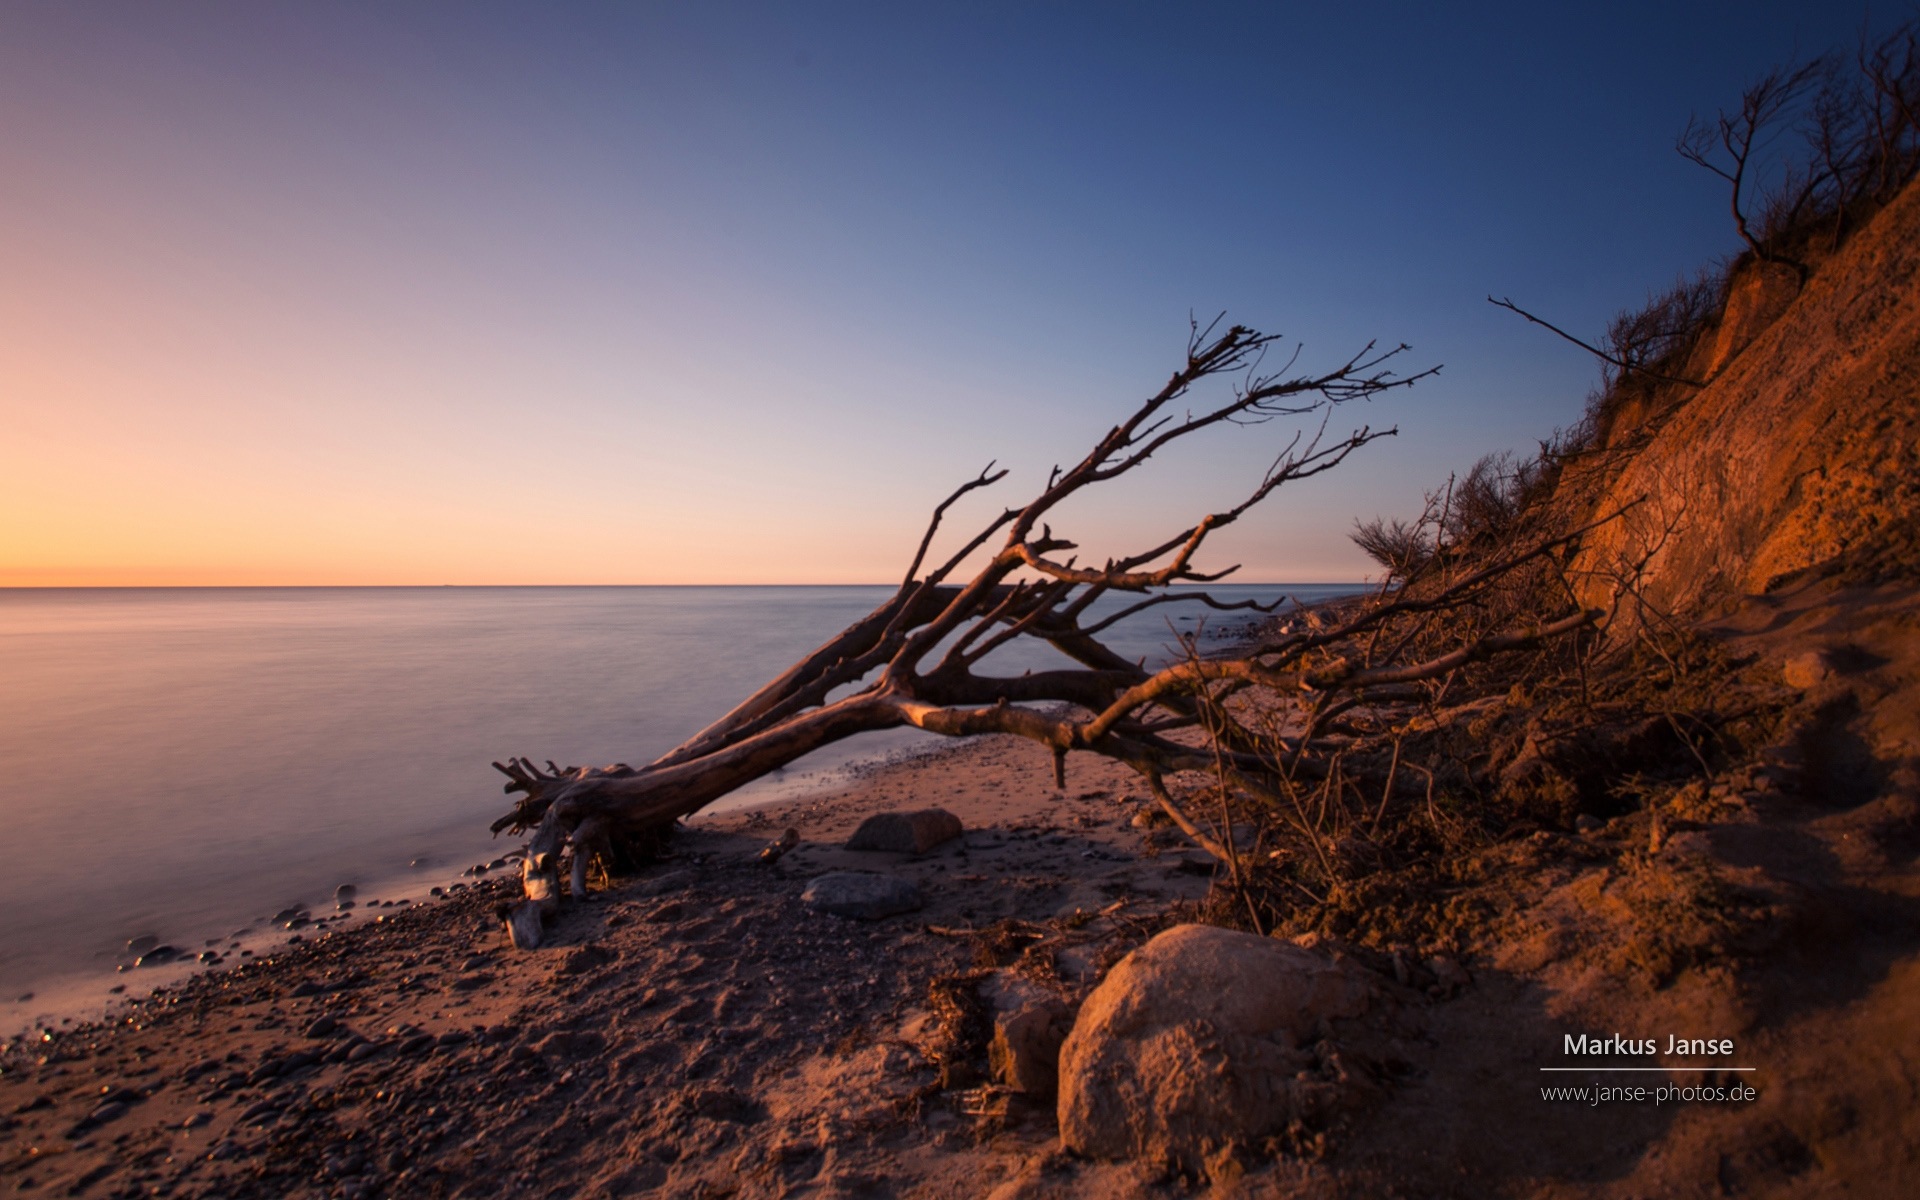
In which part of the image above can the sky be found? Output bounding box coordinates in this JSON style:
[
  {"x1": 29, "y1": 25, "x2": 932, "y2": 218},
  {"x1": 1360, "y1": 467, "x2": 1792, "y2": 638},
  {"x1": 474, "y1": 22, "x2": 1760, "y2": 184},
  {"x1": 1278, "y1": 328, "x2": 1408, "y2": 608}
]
[{"x1": 0, "y1": 1, "x2": 1896, "y2": 586}]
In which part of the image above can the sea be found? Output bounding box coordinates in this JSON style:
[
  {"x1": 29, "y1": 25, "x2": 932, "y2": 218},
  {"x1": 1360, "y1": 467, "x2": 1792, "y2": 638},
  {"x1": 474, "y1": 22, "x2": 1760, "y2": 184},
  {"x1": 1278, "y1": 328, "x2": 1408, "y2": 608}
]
[{"x1": 0, "y1": 583, "x2": 1353, "y2": 1030}]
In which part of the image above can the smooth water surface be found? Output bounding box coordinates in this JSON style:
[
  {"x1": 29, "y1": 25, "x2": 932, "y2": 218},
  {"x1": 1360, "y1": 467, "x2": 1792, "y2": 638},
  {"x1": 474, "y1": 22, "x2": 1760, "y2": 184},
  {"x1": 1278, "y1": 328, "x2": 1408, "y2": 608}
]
[{"x1": 0, "y1": 584, "x2": 1351, "y2": 1010}]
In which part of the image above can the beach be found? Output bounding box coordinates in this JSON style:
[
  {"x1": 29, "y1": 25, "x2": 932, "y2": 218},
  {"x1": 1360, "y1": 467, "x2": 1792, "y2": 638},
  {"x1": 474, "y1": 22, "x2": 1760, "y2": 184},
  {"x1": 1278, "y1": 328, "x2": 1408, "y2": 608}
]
[
  {"x1": 5, "y1": 574, "x2": 1920, "y2": 1199},
  {"x1": 0, "y1": 732, "x2": 1220, "y2": 1199}
]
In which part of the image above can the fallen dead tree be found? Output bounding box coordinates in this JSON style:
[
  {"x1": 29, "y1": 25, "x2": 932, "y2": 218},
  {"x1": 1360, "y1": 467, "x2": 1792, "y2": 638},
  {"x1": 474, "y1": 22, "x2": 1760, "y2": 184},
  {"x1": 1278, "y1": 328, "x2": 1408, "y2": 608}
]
[{"x1": 491, "y1": 319, "x2": 1603, "y2": 947}]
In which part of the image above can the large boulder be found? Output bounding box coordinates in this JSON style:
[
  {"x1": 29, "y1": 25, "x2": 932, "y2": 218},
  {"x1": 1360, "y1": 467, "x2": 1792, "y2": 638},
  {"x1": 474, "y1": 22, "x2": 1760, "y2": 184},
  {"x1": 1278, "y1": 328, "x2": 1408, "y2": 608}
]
[
  {"x1": 846, "y1": 808, "x2": 964, "y2": 854},
  {"x1": 1057, "y1": 924, "x2": 1375, "y2": 1173},
  {"x1": 801, "y1": 872, "x2": 925, "y2": 920}
]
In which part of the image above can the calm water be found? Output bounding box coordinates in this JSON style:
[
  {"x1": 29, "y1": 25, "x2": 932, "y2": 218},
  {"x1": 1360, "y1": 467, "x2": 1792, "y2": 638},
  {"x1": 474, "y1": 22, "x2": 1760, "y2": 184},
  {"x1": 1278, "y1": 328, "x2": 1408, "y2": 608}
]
[{"x1": 0, "y1": 584, "x2": 1350, "y2": 1016}]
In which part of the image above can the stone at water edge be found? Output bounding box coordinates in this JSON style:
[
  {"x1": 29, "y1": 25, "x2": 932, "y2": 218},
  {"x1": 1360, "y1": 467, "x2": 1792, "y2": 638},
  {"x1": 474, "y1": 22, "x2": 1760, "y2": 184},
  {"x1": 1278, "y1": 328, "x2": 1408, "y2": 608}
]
[
  {"x1": 846, "y1": 808, "x2": 964, "y2": 854},
  {"x1": 1056, "y1": 923, "x2": 1376, "y2": 1175},
  {"x1": 801, "y1": 871, "x2": 925, "y2": 919}
]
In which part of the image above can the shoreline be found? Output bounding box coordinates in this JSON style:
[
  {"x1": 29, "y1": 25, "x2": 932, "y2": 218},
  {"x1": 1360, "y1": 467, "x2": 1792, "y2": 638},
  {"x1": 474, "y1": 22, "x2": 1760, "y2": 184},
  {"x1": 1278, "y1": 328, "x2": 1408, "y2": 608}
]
[
  {"x1": 1, "y1": 595, "x2": 1314, "y2": 1040},
  {"x1": 0, "y1": 729, "x2": 1208, "y2": 1198},
  {"x1": 2, "y1": 726, "x2": 995, "y2": 1041}
]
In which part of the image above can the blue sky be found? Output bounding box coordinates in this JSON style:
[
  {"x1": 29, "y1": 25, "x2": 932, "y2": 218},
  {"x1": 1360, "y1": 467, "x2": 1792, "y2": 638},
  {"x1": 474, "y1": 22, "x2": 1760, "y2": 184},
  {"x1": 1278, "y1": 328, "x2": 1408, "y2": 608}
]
[{"x1": 0, "y1": 1, "x2": 1891, "y2": 583}]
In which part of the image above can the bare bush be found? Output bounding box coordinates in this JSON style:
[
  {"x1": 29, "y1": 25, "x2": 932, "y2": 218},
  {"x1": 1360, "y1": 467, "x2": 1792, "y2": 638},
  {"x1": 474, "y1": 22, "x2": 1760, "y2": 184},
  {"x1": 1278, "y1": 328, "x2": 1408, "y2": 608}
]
[
  {"x1": 1679, "y1": 20, "x2": 1920, "y2": 274},
  {"x1": 1350, "y1": 516, "x2": 1433, "y2": 580}
]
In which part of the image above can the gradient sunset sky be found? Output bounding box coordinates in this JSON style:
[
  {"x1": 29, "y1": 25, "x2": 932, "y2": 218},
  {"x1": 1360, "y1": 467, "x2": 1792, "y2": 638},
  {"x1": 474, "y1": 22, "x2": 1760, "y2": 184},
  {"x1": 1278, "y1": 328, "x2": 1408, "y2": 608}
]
[{"x1": 0, "y1": 1, "x2": 1889, "y2": 586}]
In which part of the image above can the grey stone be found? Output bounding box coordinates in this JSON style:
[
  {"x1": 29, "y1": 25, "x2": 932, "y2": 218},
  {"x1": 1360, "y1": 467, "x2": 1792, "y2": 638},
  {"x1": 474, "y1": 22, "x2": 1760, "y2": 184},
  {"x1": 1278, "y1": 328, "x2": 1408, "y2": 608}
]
[
  {"x1": 845, "y1": 808, "x2": 964, "y2": 854},
  {"x1": 631, "y1": 868, "x2": 696, "y2": 897},
  {"x1": 801, "y1": 872, "x2": 925, "y2": 919}
]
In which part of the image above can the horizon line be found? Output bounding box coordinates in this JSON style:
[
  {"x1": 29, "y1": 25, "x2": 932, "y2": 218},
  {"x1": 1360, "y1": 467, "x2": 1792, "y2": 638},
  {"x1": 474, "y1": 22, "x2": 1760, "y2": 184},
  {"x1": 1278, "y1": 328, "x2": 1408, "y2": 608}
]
[{"x1": 0, "y1": 580, "x2": 1369, "y2": 591}]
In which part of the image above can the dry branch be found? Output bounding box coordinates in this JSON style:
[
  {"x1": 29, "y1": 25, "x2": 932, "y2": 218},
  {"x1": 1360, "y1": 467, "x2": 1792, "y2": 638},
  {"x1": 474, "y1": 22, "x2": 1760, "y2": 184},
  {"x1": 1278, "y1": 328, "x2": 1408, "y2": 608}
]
[{"x1": 486, "y1": 319, "x2": 1599, "y2": 947}]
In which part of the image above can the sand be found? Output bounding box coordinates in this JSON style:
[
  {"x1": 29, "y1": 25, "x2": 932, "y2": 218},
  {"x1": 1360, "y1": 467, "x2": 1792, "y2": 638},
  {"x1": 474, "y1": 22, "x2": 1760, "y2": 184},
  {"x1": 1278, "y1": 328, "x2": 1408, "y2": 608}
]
[{"x1": 0, "y1": 734, "x2": 1214, "y2": 1199}]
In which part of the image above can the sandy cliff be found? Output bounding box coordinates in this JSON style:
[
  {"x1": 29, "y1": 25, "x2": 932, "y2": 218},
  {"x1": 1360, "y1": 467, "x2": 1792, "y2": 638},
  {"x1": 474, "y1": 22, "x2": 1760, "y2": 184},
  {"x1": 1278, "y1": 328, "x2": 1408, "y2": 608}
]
[{"x1": 1565, "y1": 174, "x2": 1920, "y2": 614}]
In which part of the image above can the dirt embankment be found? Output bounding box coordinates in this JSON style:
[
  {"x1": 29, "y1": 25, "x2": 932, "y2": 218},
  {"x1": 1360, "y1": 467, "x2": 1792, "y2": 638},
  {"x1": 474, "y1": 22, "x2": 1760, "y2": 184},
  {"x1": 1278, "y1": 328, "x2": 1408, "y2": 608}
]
[{"x1": 1564, "y1": 174, "x2": 1920, "y2": 613}]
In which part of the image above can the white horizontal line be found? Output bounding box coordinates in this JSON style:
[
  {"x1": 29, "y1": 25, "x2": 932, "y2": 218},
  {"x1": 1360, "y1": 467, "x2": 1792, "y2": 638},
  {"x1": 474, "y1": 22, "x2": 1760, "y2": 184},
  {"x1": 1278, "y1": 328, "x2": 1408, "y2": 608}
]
[{"x1": 1539, "y1": 1067, "x2": 1755, "y2": 1072}]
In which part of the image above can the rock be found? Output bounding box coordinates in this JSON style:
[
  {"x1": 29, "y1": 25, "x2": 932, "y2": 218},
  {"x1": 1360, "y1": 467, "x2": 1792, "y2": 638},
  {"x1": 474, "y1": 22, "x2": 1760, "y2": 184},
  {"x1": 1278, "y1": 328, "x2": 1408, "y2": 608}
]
[
  {"x1": 846, "y1": 809, "x2": 964, "y2": 854},
  {"x1": 303, "y1": 1016, "x2": 338, "y2": 1039},
  {"x1": 801, "y1": 872, "x2": 925, "y2": 919},
  {"x1": 557, "y1": 943, "x2": 616, "y2": 976},
  {"x1": 991, "y1": 1002, "x2": 1073, "y2": 1096},
  {"x1": 980, "y1": 970, "x2": 1075, "y2": 1094},
  {"x1": 1783, "y1": 649, "x2": 1839, "y2": 689},
  {"x1": 758, "y1": 827, "x2": 800, "y2": 864},
  {"x1": 533, "y1": 1029, "x2": 606, "y2": 1059},
  {"x1": 125, "y1": 935, "x2": 159, "y2": 958},
  {"x1": 135, "y1": 946, "x2": 180, "y2": 967},
  {"x1": 1057, "y1": 923, "x2": 1375, "y2": 1173},
  {"x1": 334, "y1": 884, "x2": 357, "y2": 902},
  {"x1": 686, "y1": 1085, "x2": 759, "y2": 1123},
  {"x1": 88, "y1": 1100, "x2": 129, "y2": 1124},
  {"x1": 632, "y1": 868, "x2": 696, "y2": 897},
  {"x1": 1427, "y1": 956, "x2": 1472, "y2": 996}
]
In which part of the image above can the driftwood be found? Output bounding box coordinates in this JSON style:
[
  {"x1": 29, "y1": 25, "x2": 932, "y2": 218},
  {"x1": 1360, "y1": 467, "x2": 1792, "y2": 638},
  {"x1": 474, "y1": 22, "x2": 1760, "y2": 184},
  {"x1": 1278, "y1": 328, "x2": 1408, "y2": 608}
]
[{"x1": 490, "y1": 319, "x2": 1598, "y2": 946}]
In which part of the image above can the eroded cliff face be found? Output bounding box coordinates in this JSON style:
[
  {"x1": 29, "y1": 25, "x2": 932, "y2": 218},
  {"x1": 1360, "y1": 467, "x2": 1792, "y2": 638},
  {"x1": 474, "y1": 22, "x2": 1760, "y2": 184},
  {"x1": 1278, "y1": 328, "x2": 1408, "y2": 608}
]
[{"x1": 1564, "y1": 175, "x2": 1920, "y2": 615}]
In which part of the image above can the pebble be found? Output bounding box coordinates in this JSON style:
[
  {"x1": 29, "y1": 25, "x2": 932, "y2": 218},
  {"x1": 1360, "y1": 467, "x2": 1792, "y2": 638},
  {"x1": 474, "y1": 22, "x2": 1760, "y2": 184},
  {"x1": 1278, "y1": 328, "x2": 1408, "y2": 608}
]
[{"x1": 399, "y1": 1033, "x2": 438, "y2": 1056}]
